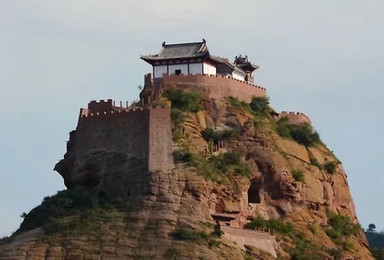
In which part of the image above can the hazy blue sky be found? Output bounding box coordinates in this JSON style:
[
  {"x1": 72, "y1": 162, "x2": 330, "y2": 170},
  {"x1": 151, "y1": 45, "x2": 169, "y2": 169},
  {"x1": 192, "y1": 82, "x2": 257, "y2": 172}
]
[{"x1": 1, "y1": 0, "x2": 383, "y2": 236}]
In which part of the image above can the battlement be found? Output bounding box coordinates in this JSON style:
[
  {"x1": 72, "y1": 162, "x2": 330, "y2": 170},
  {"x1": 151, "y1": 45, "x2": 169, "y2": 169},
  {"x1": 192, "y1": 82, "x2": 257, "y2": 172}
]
[
  {"x1": 75, "y1": 100, "x2": 173, "y2": 173},
  {"x1": 78, "y1": 98, "x2": 152, "y2": 123},
  {"x1": 160, "y1": 74, "x2": 266, "y2": 103},
  {"x1": 278, "y1": 111, "x2": 312, "y2": 125},
  {"x1": 163, "y1": 73, "x2": 266, "y2": 90},
  {"x1": 80, "y1": 106, "x2": 149, "y2": 119}
]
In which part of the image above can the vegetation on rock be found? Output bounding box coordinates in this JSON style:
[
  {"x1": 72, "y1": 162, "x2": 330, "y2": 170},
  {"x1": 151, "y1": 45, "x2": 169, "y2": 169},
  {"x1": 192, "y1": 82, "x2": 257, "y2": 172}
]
[
  {"x1": 245, "y1": 216, "x2": 294, "y2": 235},
  {"x1": 277, "y1": 117, "x2": 321, "y2": 147},
  {"x1": 164, "y1": 87, "x2": 202, "y2": 112},
  {"x1": 323, "y1": 161, "x2": 338, "y2": 174},
  {"x1": 174, "y1": 147, "x2": 250, "y2": 182},
  {"x1": 325, "y1": 210, "x2": 360, "y2": 250},
  {"x1": 201, "y1": 127, "x2": 240, "y2": 143},
  {"x1": 245, "y1": 216, "x2": 336, "y2": 259},
  {"x1": 249, "y1": 96, "x2": 270, "y2": 115},
  {"x1": 1, "y1": 92, "x2": 372, "y2": 259},
  {"x1": 292, "y1": 169, "x2": 305, "y2": 182},
  {"x1": 16, "y1": 190, "x2": 133, "y2": 236}
]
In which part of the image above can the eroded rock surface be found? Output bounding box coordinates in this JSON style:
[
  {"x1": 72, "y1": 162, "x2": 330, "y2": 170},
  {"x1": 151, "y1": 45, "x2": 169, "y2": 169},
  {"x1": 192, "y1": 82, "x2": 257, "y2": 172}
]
[{"x1": 0, "y1": 98, "x2": 373, "y2": 259}]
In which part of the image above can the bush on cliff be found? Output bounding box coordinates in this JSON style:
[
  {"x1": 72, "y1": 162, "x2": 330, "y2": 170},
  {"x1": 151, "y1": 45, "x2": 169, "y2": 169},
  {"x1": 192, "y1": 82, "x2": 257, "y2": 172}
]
[
  {"x1": 246, "y1": 216, "x2": 328, "y2": 258},
  {"x1": 170, "y1": 108, "x2": 185, "y2": 127},
  {"x1": 173, "y1": 147, "x2": 250, "y2": 181},
  {"x1": 325, "y1": 210, "x2": 360, "y2": 250},
  {"x1": 323, "y1": 161, "x2": 338, "y2": 174},
  {"x1": 201, "y1": 127, "x2": 240, "y2": 143},
  {"x1": 15, "y1": 190, "x2": 133, "y2": 235},
  {"x1": 164, "y1": 88, "x2": 202, "y2": 112},
  {"x1": 245, "y1": 216, "x2": 294, "y2": 235},
  {"x1": 250, "y1": 96, "x2": 270, "y2": 115},
  {"x1": 210, "y1": 152, "x2": 250, "y2": 177},
  {"x1": 276, "y1": 117, "x2": 321, "y2": 147},
  {"x1": 173, "y1": 148, "x2": 203, "y2": 168},
  {"x1": 292, "y1": 169, "x2": 305, "y2": 182},
  {"x1": 326, "y1": 210, "x2": 360, "y2": 237},
  {"x1": 228, "y1": 96, "x2": 251, "y2": 111}
]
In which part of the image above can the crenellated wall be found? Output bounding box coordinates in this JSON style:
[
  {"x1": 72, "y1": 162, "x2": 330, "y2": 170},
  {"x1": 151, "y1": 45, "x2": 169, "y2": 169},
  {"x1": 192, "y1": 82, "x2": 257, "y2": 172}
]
[
  {"x1": 75, "y1": 100, "x2": 173, "y2": 173},
  {"x1": 277, "y1": 111, "x2": 312, "y2": 125},
  {"x1": 160, "y1": 74, "x2": 266, "y2": 103}
]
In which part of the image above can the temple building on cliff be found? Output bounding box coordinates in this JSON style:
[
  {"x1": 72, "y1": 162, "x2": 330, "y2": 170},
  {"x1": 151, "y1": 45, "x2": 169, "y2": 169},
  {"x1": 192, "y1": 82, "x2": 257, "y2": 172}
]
[{"x1": 141, "y1": 39, "x2": 259, "y2": 83}]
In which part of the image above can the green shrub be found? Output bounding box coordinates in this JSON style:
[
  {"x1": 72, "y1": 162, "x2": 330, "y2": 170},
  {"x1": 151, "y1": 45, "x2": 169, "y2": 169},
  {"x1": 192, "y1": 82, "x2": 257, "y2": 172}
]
[
  {"x1": 201, "y1": 127, "x2": 239, "y2": 142},
  {"x1": 170, "y1": 108, "x2": 185, "y2": 127},
  {"x1": 15, "y1": 190, "x2": 133, "y2": 235},
  {"x1": 228, "y1": 96, "x2": 250, "y2": 110},
  {"x1": 210, "y1": 152, "x2": 250, "y2": 177},
  {"x1": 172, "y1": 228, "x2": 209, "y2": 241},
  {"x1": 164, "y1": 88, "x2": 202, "y2": 112},
  {"x1": 276, "y1": 116, "x2": 291, "y2": 137},
  {"x1": 276, "y1": 118, "x2": 321, "y2": 147},
  {"x1": 173, "y1": 148, "x2": 203, "y2": 167},
  {"x1": 208, "y1": 239, "x2": 221, "y2": 248},
  {"x1": 174, "y1": 148, "x2": 250, "y2": 181},
  {"x1": 201, "y1": 127, "x2": 221, "y2": 142},
  {"x1": 326, "y1": 228, "x2": 342, "y2": 240},
  {"x1": 323, "y1": 161, "x2": 337, "y2": 174},
  {"x1": 245, "y1": 216, "x2": 294, "y2": 235},
  {"x1": 250, "y1": 96, "x2": 270, "y2": 115},
  {"x1": 310, "y1": 158, "x2": 322, "y2": 169},
  {"x1": 327, "y1": 210, "x2": 360, "y2": 237},
  {"x1": 289, "y1": 123, "x2": 320, "y2": 147},
  {"x1": 292, "y1": 169, "x2": 304, "y2": 182}
]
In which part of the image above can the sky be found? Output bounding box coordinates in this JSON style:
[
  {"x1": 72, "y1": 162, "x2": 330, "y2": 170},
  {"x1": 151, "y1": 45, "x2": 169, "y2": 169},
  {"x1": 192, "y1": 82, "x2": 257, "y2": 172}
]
[{"x1": 1, "y1": 0, "x2": 383, "y2": 237}]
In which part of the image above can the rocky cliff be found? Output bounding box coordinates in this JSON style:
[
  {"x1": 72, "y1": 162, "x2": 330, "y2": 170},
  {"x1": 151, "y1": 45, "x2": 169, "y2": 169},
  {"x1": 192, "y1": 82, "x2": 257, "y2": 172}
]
[{"x1": 0, "y1": 88, "x2": 373, "y2": 259}]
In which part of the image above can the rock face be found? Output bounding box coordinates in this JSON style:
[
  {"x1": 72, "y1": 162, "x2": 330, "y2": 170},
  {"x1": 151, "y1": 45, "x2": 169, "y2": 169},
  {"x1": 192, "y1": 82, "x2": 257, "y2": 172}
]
[{"x1": 0, "y1": 95, "x2": 373, "y2": 259}]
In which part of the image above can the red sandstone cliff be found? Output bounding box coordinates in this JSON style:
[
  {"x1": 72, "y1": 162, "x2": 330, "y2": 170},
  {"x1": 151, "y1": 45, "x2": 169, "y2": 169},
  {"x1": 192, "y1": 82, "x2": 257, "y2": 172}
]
[{"x1": 0, "y1": 89, "x2": 373, "y2": 259}]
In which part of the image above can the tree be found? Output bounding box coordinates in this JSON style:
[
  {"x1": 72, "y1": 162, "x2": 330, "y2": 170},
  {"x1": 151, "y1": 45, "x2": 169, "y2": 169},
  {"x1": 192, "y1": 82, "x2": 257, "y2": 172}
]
[
  {"x1": 368, "y1": 223, "x2": 376, "y2": 232},
  {"x1": 250, "y1": 96, "x2": 270, "y2": 115}
]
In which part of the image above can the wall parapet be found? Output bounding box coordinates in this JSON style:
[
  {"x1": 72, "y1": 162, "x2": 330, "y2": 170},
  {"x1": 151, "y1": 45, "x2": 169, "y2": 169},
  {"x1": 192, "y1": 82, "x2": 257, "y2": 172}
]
[
  {"x1": 165, "y1": 73, "x2": 266, "y2": 90},
  {"x1": 78, "y1": 98, "x2": 152, "y2": 123},
  {"x1": 160, "y1": 74, "x2": 266, "y2": 103},
  {"x1": 278, "y1": 111, "x2": 312, "y2": 125},
  {"x1": 80, "y1": 107, "x2": 149, "y2": 118},
  {"x1": 75, "y1": 100, "x2": 173, "y2": 173}
]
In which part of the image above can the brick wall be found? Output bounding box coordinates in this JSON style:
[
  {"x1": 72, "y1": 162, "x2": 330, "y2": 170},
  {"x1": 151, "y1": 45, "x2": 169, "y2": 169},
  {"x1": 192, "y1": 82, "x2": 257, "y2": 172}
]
[
  {"x1": 76, "y1": 108, "x2": 151, "y2": 169},
  {"x1": 278, "y1": 111, "x2": 312, "y2": 125},
  {"x1": 75, "y1": 103, "x2": 173, "y2": 172},
  {"x1": 149, "y1": 106, "x2": 174, "y2": 171},
  {"x1": 161, "y1": 74, "x2": 266, "y2": 103}
]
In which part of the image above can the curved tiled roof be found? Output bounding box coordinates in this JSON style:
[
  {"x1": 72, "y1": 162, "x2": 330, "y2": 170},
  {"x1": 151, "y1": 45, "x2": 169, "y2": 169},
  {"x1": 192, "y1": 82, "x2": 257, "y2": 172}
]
[{"x1": 141, "y1": 40, "x2": 209, "y2": 62}]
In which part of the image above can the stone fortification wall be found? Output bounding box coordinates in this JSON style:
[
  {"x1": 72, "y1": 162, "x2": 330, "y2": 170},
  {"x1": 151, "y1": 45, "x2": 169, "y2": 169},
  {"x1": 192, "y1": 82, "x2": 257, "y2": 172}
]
[
  {"x1": 149, "y1": 106, "x2": 174, "y2": 171},
  {"x1": 76, "y1": 108, "x2": 150, "y2": 169},
  {"x1": 75, "y1": 100, "x2": 173, "y2": 172},
  {"x1": 221, "y1": 226, "x2": 277, "y2": 258},
  {"x1": 278, "y1": 111, "x2": 311, "y2": 125},
  {"x1": 161, "y1": 74, "x2": 266, "y2": 103}
]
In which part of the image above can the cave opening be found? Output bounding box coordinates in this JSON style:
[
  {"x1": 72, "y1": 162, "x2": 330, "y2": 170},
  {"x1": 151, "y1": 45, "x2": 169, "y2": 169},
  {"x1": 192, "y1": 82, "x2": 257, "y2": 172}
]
[{"x1": 248, "y1": 179, "x2": 261, "y2": 203}]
